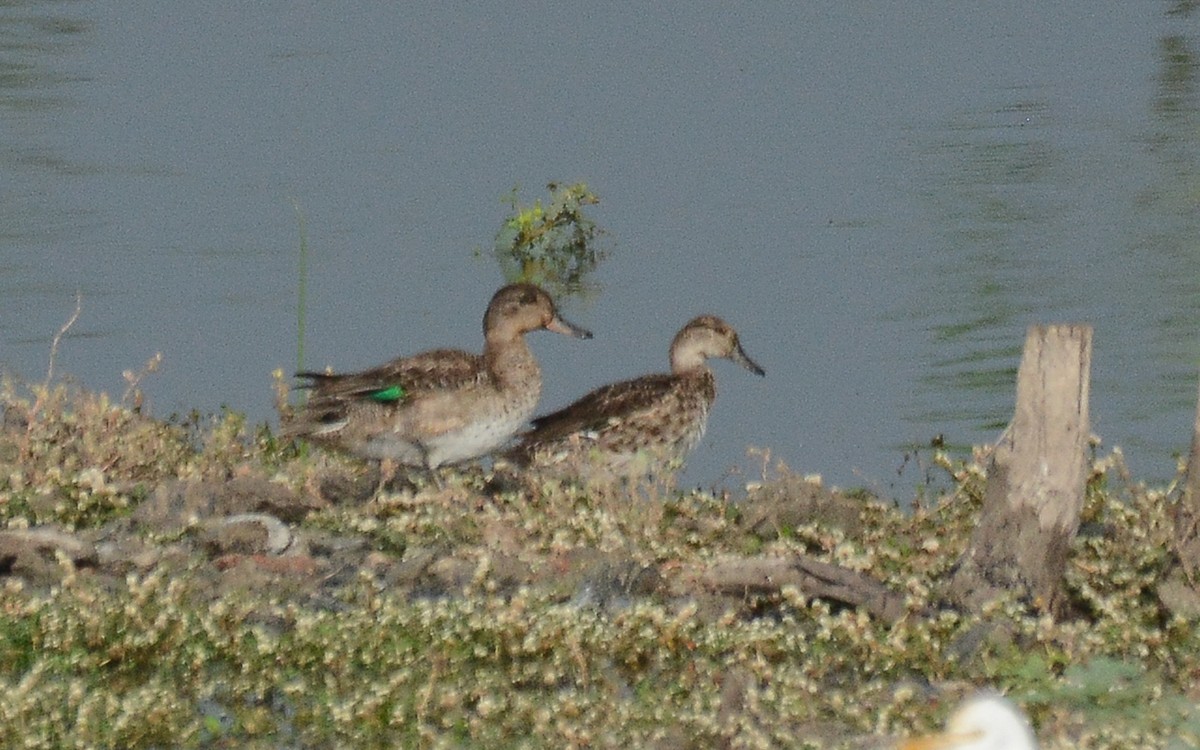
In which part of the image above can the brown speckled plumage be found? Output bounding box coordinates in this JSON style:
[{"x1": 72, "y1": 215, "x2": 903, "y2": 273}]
[
  {"x1": 283, "y1": 283, "x2": 591, "y2": 470},
  {"x1": 509, "y1": 315, "x2": 763, "y2": 484}
]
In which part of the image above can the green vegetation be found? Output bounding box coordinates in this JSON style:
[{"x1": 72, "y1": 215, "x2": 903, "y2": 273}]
[
  {"x1": 492, "y1": 182, "x2": 607, "y2": 298},
  {"x1": 291, "y1": 198, "x2": 310, "y2": 379},
  {"x1": 1, "y1": 379, "x2": 1199, "y2": 748}
]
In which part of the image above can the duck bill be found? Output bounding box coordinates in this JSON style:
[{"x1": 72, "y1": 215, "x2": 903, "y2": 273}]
[
  {"x1": 547, "y1": 315, "x2": 593, "y2": 340},
  {"x1": 732, "y1": 341, "x2": 765, "y2": 376}
]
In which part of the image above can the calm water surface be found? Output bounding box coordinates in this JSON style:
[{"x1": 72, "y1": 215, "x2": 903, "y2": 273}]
[{"x1": 3, "y1": 2, "x2": 1199, "y2": 495}]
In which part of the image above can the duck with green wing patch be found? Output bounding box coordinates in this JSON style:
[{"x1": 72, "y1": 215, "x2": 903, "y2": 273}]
[{"x1": 284, "y1": 283, "x2": 591, "y2": 475}]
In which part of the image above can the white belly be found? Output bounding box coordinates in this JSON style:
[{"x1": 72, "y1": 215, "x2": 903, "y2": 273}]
[{"x1": 423, "y1": 409, "x2": 530, "y2": 468}]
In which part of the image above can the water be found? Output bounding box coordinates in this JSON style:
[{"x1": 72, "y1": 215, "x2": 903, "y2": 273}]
[{"x1": 2, "y1": 1, "x2": 1199, "y2": 497}]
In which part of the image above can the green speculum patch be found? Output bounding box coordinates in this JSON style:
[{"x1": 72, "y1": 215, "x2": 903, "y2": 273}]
[{"x1": 369, "y1": 385, "x2": 406, "y2": 403}]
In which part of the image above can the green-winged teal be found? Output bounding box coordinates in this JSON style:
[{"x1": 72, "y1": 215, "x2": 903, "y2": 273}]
[
  {"x1": 284, "y1": 283, "x2": 591, "y2": 472},
  {"x1": 508, "y1": 315, "x2": 764, "y2": 483}
]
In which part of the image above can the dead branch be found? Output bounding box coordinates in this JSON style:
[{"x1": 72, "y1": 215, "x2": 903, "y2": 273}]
[
  {"x1": 687, "y1": 554, "x2": 919, "y2": 621},
  {"x1": 43, "y1": 290, "x2": 82, "y2": 388}
]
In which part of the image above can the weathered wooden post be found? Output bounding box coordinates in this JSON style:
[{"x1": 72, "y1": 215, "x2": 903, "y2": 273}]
[{"x1": 948, "y1": 324, "x2": 1092, "y2": 615}]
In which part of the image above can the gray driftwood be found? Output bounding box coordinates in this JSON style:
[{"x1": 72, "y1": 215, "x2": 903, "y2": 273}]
[
  {"x1": 948, "y1": 324, "x2": 1093, "y2": 615},
  {"x1": 690, "y1": 555, "x2": 917, "y2": 621}
]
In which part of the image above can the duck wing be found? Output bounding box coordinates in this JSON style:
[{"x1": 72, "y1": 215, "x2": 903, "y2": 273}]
[
  {"x1": 525, "y1": 373, "x2": 679, "y2": 445},
  {"x1": 297, "y1": 349, "x2": 485, "y2": 406}
]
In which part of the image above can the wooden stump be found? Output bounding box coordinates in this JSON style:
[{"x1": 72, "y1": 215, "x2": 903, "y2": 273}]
[{"x1": 948, "y1": 324, "x2": 1092, "y2": 615}]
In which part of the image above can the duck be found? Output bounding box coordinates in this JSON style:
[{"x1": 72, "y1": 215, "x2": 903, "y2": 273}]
[
  {"x1": 507, "y1": 314, "x2": 763, "y2": 485},
  {"x1": 283, "y1": 283, "x2": 591, "y2": 475}
]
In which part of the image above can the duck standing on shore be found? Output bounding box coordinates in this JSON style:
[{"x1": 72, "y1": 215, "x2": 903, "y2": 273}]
[
  {"x1": 283, "y1": 283, "x2": 592, "y2": 477},
  {"x1": 508, "y1": 315, "x2": 763, "y2": 486}
]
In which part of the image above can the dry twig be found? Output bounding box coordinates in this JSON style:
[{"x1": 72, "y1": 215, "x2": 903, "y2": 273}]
[{"x1": 43, "y1": 290, "x2": 82, "y2": 388}]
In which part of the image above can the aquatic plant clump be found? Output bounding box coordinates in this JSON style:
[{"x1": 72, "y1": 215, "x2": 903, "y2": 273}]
[{"x1": 492, "y1": 182, "x2": 607, "y2": 298}]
